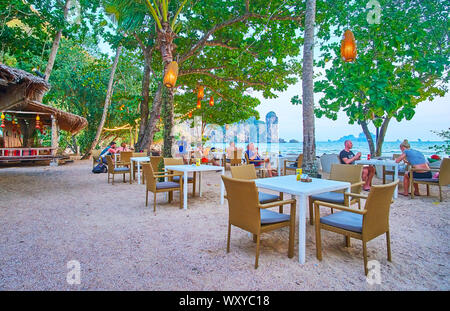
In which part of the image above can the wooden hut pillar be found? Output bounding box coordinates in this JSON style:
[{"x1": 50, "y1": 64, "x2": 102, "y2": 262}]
[{"x1": 51, "y1": 114, "x2": 59, "y2": 156}]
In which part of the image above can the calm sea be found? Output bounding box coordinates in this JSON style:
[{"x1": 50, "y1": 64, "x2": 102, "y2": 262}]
[{"x1": 209, "y1": 141, "x2": 447, "y2": 157}]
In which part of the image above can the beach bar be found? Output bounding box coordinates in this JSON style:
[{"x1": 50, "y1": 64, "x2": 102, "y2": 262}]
[{"x1": 0, "y1": 64, "x2": 87, "y2": 163}]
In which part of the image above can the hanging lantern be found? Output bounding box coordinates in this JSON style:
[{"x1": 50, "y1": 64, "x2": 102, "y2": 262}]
[
  {"x1": 340, "y1": 29, "x2": 357, "y2": 62},
  {"x1": 197, "y1": 86, "x2": 204, "y2": 100},
  {"x1": 188, "y1": 112, "x2": 192, "y2": 118},
  {"x1": 163, "y1": 61, "x2": 179, "y2": 88},
  {"x1": 0, "y1": 120, "x2": 4, "y2": 128},
  {"x1": 35, "y1": 115, "x2": 40, "y2": 129},
  {"x1": 0, "y1": 112, "x2": 5, "y2": 120},
  {"x1": 196, "y1": 99, "x2": 201, "y2": 109},
  {"x1": 209, "y1": 96, "x2": 214, "y2": 106}
]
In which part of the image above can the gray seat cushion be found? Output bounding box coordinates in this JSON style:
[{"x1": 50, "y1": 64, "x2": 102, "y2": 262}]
[
  {"x1": 311, "y1": 192, "x2": 345, "y2": 204},
  {"x1": 261, "y1": 209, "x2": 290, "y2": 225},
  {"x1": 258, "y1": 192, "x2": 280, "y2": 204},
  {"x1": 114, "y1": 167, "x2": 130, "y2": 172},
  {"x1": 156, "y1": 181, "x2": 180, "y2": 190},
  {"x1": 320, "y1": 211, "x2": 363, "y2": 233},
  {"x1": 172, "y1": 176, "x2": 194, "y2": 182},
  {"x1": 413, "y1": 178, "x2": 439, "y2": 183}
]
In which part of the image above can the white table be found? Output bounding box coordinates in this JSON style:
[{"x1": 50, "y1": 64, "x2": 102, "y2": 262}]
[
  {"x1": 165, "y1": 164, "x2": 225, "y2": 210},
  {"x1": 130, "y1": 156, "x2": 150, "y2": 184},
  {"x1": 355, "y1": 159, "x2": 399, "y2": 198},
  {"x1": 254, "y1": 175, "x2": 351, "y2": 264}
]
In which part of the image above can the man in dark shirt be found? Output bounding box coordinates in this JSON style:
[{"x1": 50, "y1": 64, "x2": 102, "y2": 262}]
[{"x1": 339, "y1": 140, "x2": 375, "y2": 191}]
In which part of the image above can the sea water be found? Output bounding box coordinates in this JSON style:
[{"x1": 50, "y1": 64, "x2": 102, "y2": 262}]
[{"x1": 207, "y1": 141, "x2": 447, "y2": 158}]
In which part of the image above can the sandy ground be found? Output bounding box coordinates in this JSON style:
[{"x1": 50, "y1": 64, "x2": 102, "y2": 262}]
[{"x1": 0, "y1": 160, "x2": 448, "y2": 291}]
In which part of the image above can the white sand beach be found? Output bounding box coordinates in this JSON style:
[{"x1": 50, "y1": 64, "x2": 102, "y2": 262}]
[{"x1": 0, "y1": 160, "x2": 449, "y2": 290}]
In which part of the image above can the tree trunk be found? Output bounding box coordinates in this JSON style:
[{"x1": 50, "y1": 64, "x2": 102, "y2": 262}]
[
  {"x1": 301, "y1": 0, "x2": 317, "y2": 176},
  {"x1": 82, "y1": 45, "x2": 122, "y2": 159},
  {"x1": 134, "y1": 82, "x2": 163, "y2": 152},
  {"x1": 162, "y1": 87, "x2": 174, "y2": 157},
  {"x1": 35, "y1": 0, "x2": 70, "y2": 102},
  {"x1": 360, "y1": 120, "x2": 376, "y2": 156},
  {"x1": 375, "y1": 117, "x2": 391, "y2": 156},
  {"x1": 136, "y1": 52, "x2": 152, "y2": 148},
  {"x1": 135, "y1": 22, "x2": 176, "y2": 153}
]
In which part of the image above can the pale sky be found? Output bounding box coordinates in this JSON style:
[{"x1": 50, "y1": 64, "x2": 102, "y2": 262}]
[{"x1": 255, "y1": 83, "x2": 449, "y2": 142}]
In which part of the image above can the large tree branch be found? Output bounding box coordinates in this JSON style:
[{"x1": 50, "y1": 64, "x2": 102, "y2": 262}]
[
  {"x1": 181, "y1": 71, "x2": 266, "y2": 87},
  {"x1": 178, "y1": 66, "x2": 226, "y2": 76}
]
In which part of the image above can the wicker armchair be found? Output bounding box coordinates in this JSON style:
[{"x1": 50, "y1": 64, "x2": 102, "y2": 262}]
[
  {"x1": 410, "y1": 158, "x2": 449, "y2": 201},
  {"x1": 164, "y1": 157, "x2": 197, "y2": 196},
  {"x1": 105, "y1": 155, "x2": 132, "y2": 185},
  {"x1": 314, "y1": 181, "x2": 398, "y2": 275},
  {"x1": 284, "y1": 154, "x2": 303, "y2": 176},
  {"x1": 244, "y1": 151, "x2": 266, "y2": 178},
  {"x1": 309, "y1": 164, "x2": 365, "y2": 225},
  {"x1": 222, "y1": 175, "x2": 296, "y2": 269},
  {"x1": 142, "y1": 163, "x2": 183, "y2": 212},
  {"x1": 92, "y1": 150, "x2": 102, "y2": 168},
  {"x1": 231, "y1": 164, "x2": 284, "y2": 212}
]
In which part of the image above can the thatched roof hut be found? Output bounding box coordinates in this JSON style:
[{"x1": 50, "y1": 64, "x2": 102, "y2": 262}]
[
  {"x1": 0, "y1": 64, "x2": 50, "y2": 110},
  {"x1": 0, "y1": 64, "x2": 87, "y2": 134},
  {"x1": 0, "y1": 64, "x2": 88, "y2": 159}
]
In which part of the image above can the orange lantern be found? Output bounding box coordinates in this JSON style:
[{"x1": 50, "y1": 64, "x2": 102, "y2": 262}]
[
  {"x1": 163, "y1": 61, "x2": 179, "y2": 88},
  {"x1": 0, "y1": 120, "x2": 4, "y2": 128},
  {"x1": 340, "y1": 29, "x2": 357, "y2": 62},
  {"x1": 188, "y1": 112, "x2": 192, "y2": 118},
  {"x1": 197, "y1": 86, "x2": 204, "y2": 100},
  {"x1": 196, "y1": 99, "x2": 201, "y2": 109},
  {"x1": 35, "y1": 115, "x2": 40, "y2": 129},
  {"x1": 209, "y1": 96, "x2": 214, "y2": 106}
]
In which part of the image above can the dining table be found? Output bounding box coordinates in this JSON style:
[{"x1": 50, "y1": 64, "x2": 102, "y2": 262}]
[
  {"x1": 254, "y1": 175, "x2": 351, "y2": 264},
  {"x1": 130, "y1": 156, "x2": 150, "y2": 184},
  {"x1": 165, "y1": 164, "x2": 225, "y2": 210},
  {"x1": 355, "y1": 158, "x2": 399, "y2": 198}
]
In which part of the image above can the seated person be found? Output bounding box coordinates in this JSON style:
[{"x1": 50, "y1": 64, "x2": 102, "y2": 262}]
[
  {"x1": 226, "y1": 142, "x2": 237, "y2": 162},
  {"x1": 194, "y1": 143, "x2": 220, "y2": 166},
  {"x1": 395, "y1": 139, "x2": 431, "y2": 196},
  {"x1": 99, "y1": 141, "x2": 118, "y2": 164},
  {"x1": 339, "y1": 140, "x2": 375, "y2": 191},
  {"x1": 177, "y1": 136, "x2": 189, "y2": 163},
  {"x1": 116, "y1": 142, "x2": 131, "y2": 152},
  {"x1": 246, "y1": 143, "x2": 273, "y2": 177}
]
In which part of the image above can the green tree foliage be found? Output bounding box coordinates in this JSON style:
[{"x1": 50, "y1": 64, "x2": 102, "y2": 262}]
[
  {"x1": 311, "y1": 0, "x2": 449, "y2": 156},
  {"x1": 430, "y1": 128, "x2": 450, "y2": 155},
  {"x1": 45, "y1": 40, "x2": 142, "y2": 152},
  {"x1": 107, "y1": 0, "x2": 305, "y2": 151}
]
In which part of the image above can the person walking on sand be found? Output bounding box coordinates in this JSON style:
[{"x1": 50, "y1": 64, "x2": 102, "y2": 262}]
[
  {"x1": 395, "y1": 139, "x2": 431, "y2": 197},
  {"x1": 339, "y1": 140, "x2": 375, "y2": 191}
]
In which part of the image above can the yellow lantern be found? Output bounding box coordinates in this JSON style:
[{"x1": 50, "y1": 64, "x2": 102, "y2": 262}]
[
  {"x1": 197, "y1": 86, "x2": 204, "y2": 100},
  {"x1": 196, "y1": 99, "x2": 201, "y2": 109},
  {"x1": 163, "y1": 61, "x2": 179, "y2": 88},
  {"x1": 340, "y1": 29, "x2": 357, "y2": 62},
  {"x1": 36, "y1": 115, "x2": 40, "y2": 121},
  {"x1": 209, "y1": 96, "x2": 214, "y2": 106},
  {"x1": 0, "y1": 112, "x2": 5, "y2": 120}
]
